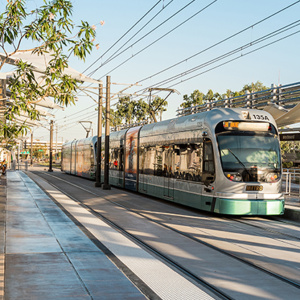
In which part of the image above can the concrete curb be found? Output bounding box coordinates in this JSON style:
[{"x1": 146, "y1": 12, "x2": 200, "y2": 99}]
[{"x1": 282, "y1": 205, "x2": 300, "y2": 222}]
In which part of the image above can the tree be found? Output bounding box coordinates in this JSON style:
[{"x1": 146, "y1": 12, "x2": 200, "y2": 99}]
[
  {"x1": 115, "y1": 96, "x2": 136, "y2": 125},
  {"x1": 223, "y1": 89, "x2": 241, "y2": 98},
  {"x1": 150, "y1": 96, "x2": 168, "y2": 122},
  {"x1": 180, "y1": 90, "x2": 204, "y2": 108},
  {"x1": 179, "y1": 81, "x2": 269, "y2": 109},
  {"x1": 32, "y1": 143, "x2": 47, "y2": 160},
  {"x1": 135, "y1": 98, "x2": 149, "y2": 122},
  {"x1": 114, "y1": 96, "x2": 168, "y2": 124},
  {"x1": 0, "y1": 0, "x2": 96, "y2": 145},
  {"x1": 240, "y1": 81, "x2": 269, "y2": 93},
  {"x1": 102, "y1": 107, "x2": 122, "y2": 129}
]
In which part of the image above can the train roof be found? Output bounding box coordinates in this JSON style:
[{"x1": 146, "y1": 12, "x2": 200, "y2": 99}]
[
  {"x1": 139, "y1": 107, "x2": 276, "y2": 139},
  {"x1": 62, "y1": 135, "x2": 97, "y2": 147},
  {"x1": 62, "y1": 108, "x2": 277, "y2": 147}
]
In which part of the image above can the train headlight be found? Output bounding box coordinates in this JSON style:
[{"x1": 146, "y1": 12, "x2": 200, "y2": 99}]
[
  {"x1": 266, "y1": 172, "x2": 279, "y2": 183},
  {"x1": 225, "y1": 172, "x2": 242, "y2": 182}
]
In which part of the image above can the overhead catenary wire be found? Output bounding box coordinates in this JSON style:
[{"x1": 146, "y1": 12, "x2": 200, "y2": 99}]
[
  {"x1": 57, "y1": 24, "x2": 300, "y2": 131},
  {"x1": 88, "y1": 0, "x2": 201, "y2": 78},
  {"x1": 165, "y1": 29, "x2": 300, "y2": 90},
  {"x1": 80, "y1": 0, "x2": 299, "y2": 99},
  {"x1": 134, "y1": 0, "x2": 300, "y2": 86},
  {"x1": 138, "y1": 20, "x2": 300, "y2": 92},
  {"x1": 89, "y1": 0, "x2": 299, "y2": 81},
  {"x1": 87, "y1": 0, "x2": 175, "y2": 77},
  {"x1": 83, "y1": 0, "x2": 165, "y2": 75},
  {"x1": 97, "y1": 0, "x2": 218, "y2": 80},
  {"x1": 53, "y1": 1, "x2": 300, "y2": 134}
]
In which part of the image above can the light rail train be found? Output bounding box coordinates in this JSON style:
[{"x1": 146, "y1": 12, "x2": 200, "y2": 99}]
[{"x1": 61, "y1": 108, "x2": 284, "y2": 215}]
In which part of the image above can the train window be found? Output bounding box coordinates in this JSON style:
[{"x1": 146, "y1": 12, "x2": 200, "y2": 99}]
[
  {"x1": 203, "y1": 139, "x2": 215, "y2": 184},
  {"x1": 174, "y1": 143, "x2": 203, "y2": 182},
  {"x1": 109, "y1": 148, "x2": 120, "y2": 170},
  {"x1": 154, "y1": 147, "x2": 163, "y2": 176},
  {"x1": 217, "y1": 132, "x2": 281, "y2": 183},
  {"x1": 139, "y1": 146, "x2": 156, "y2": 175}
]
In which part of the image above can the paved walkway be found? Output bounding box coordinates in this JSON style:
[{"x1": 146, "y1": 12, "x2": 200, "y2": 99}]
[{"x1": 1, "y1": 171, "x2": 146, "y2": 300}]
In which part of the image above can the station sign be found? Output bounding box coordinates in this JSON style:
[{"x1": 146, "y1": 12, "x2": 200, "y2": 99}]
[{"x1": 279, "y1": 133, "x2": 300, "y2": 141}]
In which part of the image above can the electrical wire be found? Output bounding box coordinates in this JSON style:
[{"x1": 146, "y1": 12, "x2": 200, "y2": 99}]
[
  {"x1": 139, "y1": 20, "x2": 300, "y2": 91},
  {"x1": 83, "y1": 0, "x2": 164, "y2": 74},
  {"x1": 87, "y1": 0, "x2": 175, "y2": 77},
  {"x1": 97, "y1": 0, "x2": 218, "y2": 80},
  {"x1": 134, "y1": 0, "x2": 300, "y2": 86},
  {"x1": 166, "y1": 29, "x2": 300, "y2": 89},
  {"x1": 88, "y1": 0, "x2": 199, "y2": 77},
  {"x1": 53, "y1": 1, "x2": 300, "y2": 132}
]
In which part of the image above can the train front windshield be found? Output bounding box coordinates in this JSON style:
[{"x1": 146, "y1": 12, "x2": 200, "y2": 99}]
[{"x1": 216, "y1": 121, "x2": 281, "y2": 183}]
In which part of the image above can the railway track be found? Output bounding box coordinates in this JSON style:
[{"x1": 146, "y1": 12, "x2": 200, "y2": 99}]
[{"x1": 30, "y1": 170, "x2": 300, "y2": 299}]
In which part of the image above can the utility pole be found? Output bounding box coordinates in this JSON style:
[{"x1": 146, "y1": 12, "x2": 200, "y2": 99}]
[
  {"x1": 30, "y1": 131, "x2": 33, "y2": 166},
  {"x1": 103, "y1": 76, "x2": 111, "y2": 190},
  {"x1": 48, "y1": 120, "x2": 53, "y2": 172},
  {"x1": 95, "y1": 81, "x2": 103, "y2": 187},
  {"x1": 0, "y1": 79, "x2": 6, "y2": 126},
  {"x1": 55, "y1": 125, "x2": 58, "y2": 160}
]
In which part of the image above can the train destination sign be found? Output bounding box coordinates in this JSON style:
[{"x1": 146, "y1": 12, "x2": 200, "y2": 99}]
[
  {"x1": 223, "y1": 121, "x2": 269, "y2": 131},
  {"x1": 246, "y1": 185, "x2": 263, "y2": 191}
]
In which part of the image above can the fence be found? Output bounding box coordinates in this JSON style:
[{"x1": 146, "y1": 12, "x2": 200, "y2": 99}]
[
  {"x1": 282, "y1": 169, "x2": 300, "y2": 196},
  {"x1": 11, "y1": 161, "x2": 29, "y2": 171}
]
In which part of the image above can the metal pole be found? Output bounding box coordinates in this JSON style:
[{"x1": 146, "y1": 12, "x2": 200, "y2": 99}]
[
  {"x1": 103, "y1": 76, "x2": 111, "y2": 190},
  {"x1": 55, "y1": 125, "x2": 58, "y2": 160},
  {"x1": 0, "y1": 79, "x2": 6, "y2": 125},
  {"x1": 95, "y1": 82, "x2": 103, "y2": 187},
  {"x1": 30, "y1": 131, "x2": 33, "y2": 166},
  {"x1": 48, "y1": 120, "x2": 53, "y2": 172}
]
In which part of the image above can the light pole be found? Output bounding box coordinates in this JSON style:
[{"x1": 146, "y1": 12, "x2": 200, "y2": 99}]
[
  {"x1": 95, "y1": 81, "x2": 103, "y2": 187},
  {"x1": 103, "y1": 75, "x2": 111, "y2": 190},
  {"x1": 48, "y1": 120, "x2": 53, "y2": 172}
]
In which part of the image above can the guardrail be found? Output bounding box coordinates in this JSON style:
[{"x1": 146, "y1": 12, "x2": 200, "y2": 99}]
[
  {"x1": 176, "y1": 81, "x2": 300, "y2": 117},
  {"x1": 11, "y1": 161, "x2": 29, "y2": 171},
  {"x1": 282, "y1": 169, "x2": 300, "y2": 196}
]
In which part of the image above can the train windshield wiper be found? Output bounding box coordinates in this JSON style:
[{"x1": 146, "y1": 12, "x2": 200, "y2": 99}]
[{"x1": 225, "y1": 148, "x2": 254, "y2": 180}]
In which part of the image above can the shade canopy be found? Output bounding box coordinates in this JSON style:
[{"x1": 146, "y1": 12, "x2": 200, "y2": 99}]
[
  {"x1": 0, "y1": 51, "x2": 100, "y2": 84},
  {"x1": 0, "y1": 51, "x2": 100, "y2": 131}
]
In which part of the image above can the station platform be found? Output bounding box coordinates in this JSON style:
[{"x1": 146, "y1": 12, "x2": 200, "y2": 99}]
[
  {"x1": 0, "y1": 169, "x2": 300, "y2": 299},
  {"x1": 0, "y1": 170, "x2": 218, "y2": 300}
]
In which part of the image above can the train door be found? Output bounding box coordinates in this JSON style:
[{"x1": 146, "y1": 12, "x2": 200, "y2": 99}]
[
  {"x1": 138, "y1": 146, "x2": 146, "y2": 193},
  {"x1": 124, "y1": 126, "x2": 141, "y2": 191},
  {"x1": 202, "y1": 138, "x2": 216, "y2": 210},
  {"x1": 71, "y1": 140, "x2": 76, "y2": 175},
  {"x1": 118, "y1": 145, "x2": 124, "y2": 187},
  {"x1": 163, "y1": 147, "x2": 174, "y2": 199},
  {"x1": 139, "y1": 146, "x2": 156, "y2": 194}
]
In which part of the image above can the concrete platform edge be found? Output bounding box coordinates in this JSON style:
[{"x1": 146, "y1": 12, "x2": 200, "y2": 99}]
[{"x1": 282, "y1": 205, "x2": 300, "y2": 222}]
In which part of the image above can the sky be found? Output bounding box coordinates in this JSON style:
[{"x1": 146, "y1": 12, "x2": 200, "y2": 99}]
[{"x1": 2, "y1": 0, "x2": 300, "y2": 142}]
